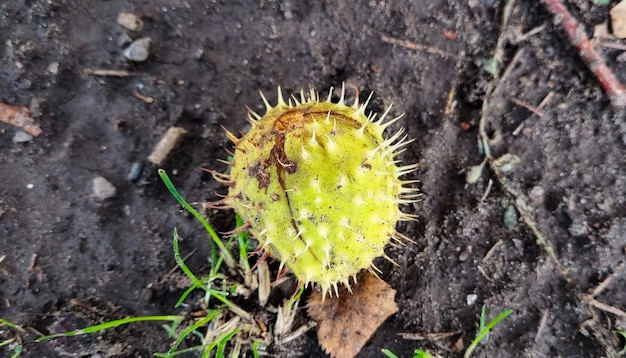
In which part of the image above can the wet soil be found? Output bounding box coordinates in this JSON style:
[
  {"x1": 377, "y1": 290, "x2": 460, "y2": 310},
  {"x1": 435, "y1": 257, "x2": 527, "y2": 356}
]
[{"x1": 1, "y1": 1, "x2": 625, "y2": 357}]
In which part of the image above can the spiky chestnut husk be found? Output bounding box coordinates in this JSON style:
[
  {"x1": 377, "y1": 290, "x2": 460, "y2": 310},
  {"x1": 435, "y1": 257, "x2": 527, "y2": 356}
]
[{"x1": 217, "y1": 86, "x2": 419, "y2": 297}]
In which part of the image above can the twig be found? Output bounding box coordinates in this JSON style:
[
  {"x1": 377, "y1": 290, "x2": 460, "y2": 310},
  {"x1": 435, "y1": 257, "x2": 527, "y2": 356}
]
[
  {"x1": 508, "y1": 96, "x2": 544, "y2": 117},
  {"x1": 534, "y1": 309, "x2": 549, "y2": 343},
  {"x1": 482, "y1": 239, "x2": 504, "y2": 263},
  {"x1": 84, "y1": 68, "x2": 134, "y2": 77},
  {"x1": 444, "y1": 82, "x2": 457, "y2": 115},
  {"x1": 479, "y1": 178, "x2": 494, "y2": 203},
  {"x1": 399, "y1": 331, "x2": 462, "y2": 341},
  {"x1": 477, "y1": 265, "x2": 495, "y2": 283},
  {"x1": 589, "y1": 262, "x2": 624, "y2": 298},
  {"x1": 493, "y1": 48, "x2": 525, "y2": 96},
  {"x1": 541, "y1": 0, "x2": 626, "y2": 107},
  {"x1": 536, "y1": 92, "x2": 554, "y2": 110},
  {"x1": 133, "y1": 88, "x2": 154, "y2": 104},
  {"x1": 600, "y1": 41, "x2": 626, "y2": 51},
  {"x1": 381, "y1": 34, "x2": 457, "y2": 59},
  {"x1": 583, "y1": 295, "x2": 626, "y2": 318}
]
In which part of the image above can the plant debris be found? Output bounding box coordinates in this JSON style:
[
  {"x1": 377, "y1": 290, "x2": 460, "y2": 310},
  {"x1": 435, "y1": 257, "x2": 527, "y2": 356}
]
[
  {"x1": 0, "y1": 102, "x2": 41, "y2": 136},
  {"x1": 307, "y1": 271, "x2": 398, "y2": 358},
  {"x1": 147, "y1": 126, "x2": 187, "y2": 165}
]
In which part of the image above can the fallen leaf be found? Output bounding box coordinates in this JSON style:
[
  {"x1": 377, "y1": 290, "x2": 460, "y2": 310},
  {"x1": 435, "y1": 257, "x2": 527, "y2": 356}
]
[
  {"x1": 0, "y1": 102, "x2": 41, "y2": 136},
  {"x1": 307, "y1": 271, "x2": 398, "y2": 358}
]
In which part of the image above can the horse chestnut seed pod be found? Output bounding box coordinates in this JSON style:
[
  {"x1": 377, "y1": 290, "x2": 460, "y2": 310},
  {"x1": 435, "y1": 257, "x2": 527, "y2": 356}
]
[{"x1": 215, "y1": 86, "x2": 419, "y2": 297}]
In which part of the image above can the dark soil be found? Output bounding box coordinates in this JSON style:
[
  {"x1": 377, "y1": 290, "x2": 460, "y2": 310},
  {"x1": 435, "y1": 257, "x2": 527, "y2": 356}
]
[{"x1": 1, "y1": 1, "x2": 625, "y2": 357}]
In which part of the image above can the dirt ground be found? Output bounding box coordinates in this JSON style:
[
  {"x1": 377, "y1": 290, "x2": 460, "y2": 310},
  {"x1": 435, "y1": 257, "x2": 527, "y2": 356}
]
[{"x1": 1, "y1": 0, "x2": 625, "y2": 357}]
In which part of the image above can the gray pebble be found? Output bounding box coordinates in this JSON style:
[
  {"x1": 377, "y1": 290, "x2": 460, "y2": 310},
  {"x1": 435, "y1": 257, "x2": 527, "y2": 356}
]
[
  {"x1": 13, "y1": 131, "x2": 34, "y2": 143},
  {"x1": 123, "y1": 37, "x2": 151, "y2": 62},
  {"x1": 127, "y1": 162, "x2": 143, "y2": 181},
  {"x1": 92, "y1": 176, "x2": 117, "y2": 200},
  {"x1": 569, "y1": 220, "x2": 588, "y2": 237},
  {"x1": 503, "y1": 205, "x2": 518, "y2": 230},
  {"x1": 47, "y1": 62, "x2": 59, "y2": 75}
]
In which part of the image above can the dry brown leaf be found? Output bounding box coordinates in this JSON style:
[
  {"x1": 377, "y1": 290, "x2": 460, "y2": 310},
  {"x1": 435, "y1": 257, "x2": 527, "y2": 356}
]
[
  {"x1": 307, "y1": 271, "x2": 398, "y2": 358},
  {"x1": 0, "y1": 102, "x2": 41, "y2": 136},
  {"x1": 611, "y1": 1, "x2": 626, "y2": 38}
]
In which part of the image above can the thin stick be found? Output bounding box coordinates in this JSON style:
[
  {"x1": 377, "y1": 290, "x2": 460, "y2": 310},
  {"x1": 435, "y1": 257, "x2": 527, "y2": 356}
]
[
  {"x1": 584, "y1": 295, "x2": 626, "y2": 318},
  {"x1": 508, "y1": 96, "x2": 544, "y2": 117},
  {"x1": 381, "y1": 34, "x2": 457, "y2": 59},
  {"x1": 534, "y1": 309, "x2": 549, "y2": 343},
  {"x1": 479, "y1": 178, "x2": 494, "y2": 203},
  {"x1": 84, "y1": 68, "x2": 133, "y2": 77},
  {"x1": 399, "y1": 330, "x2": 462, "y2": 340},
  {"x1": 482, "y1": 239, "x2": 504, "y2": 263},
  {"x1": 542, "y1": 0, "x2": 626, "y2": 107}
]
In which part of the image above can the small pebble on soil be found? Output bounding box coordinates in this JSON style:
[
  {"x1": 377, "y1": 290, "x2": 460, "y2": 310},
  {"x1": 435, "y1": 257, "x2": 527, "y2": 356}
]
[
  {"x1": 123, "y1": 37, "x2": 151, "y2": 62},
  {"x1": 117, "y1": 12, "x2": 144, "y2": 32},
  {"x1": 13, "y1": 131, "x2": 33, "y2": 143},
  {"x1": 92, "y1": 176, "x2": 117, "y2": 200}
]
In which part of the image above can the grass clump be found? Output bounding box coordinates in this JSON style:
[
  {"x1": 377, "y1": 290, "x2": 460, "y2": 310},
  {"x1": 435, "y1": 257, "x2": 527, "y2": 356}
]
[
  {"x1": 382, "y1": 305, "x2": 513, "y2": 358},
  {"x1": 6, "y1": 169, "x2": 304, "y2": 357}
]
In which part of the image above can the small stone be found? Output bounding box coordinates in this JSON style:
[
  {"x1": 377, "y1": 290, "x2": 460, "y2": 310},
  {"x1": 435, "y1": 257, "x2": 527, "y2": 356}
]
[
  {"x1": 466, "y1": 293, "x2": 478, "y2": 305},
  {"x1": 512, "y1": 238, "x2": 524, "y2": 250},
  {"x1": 47, "y1": 62, "x2": 59, "y2": 74},
  {"x1": 504, "y1": 204, "x2": 518, "y2": 230},
  {"x1": 459, "y1": 245, "x2": 472, "y2": 261},
  {"x1": 569, "y1": 220, "x2": 588, "y2": 237},
  {"x1": 117, "y1": 12, "x2": 144, "y2": 32},
  {"x1": 123, "y1": 37, "x2": 151, "y2": 62},
  {"x1": 92, "y1": 176, "x2": 117, "y2": 200},
  {"x1": 127, "y1": 162, "x2": 143, "y2": 182},
  {"x1": 192, "y1": 48, "x2": 204, "y2": 61},
  {"x1": 13, "y1": 131, "x2": 34, "y2": 143}
]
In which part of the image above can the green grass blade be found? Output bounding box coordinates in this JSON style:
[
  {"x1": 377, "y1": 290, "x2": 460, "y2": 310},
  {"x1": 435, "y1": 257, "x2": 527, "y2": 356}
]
[
  {"x1": 35, "y1": 315, "x2": 182, "y2": 342},
  {"x1": 0, "y1": 339, "x2": 15, "y2": 348},
  {"x1": 252, "y1": 340, "x2": 262, "y2": 358},
  {"x1": 413, "y1": 349, "x2": 432, "y2": 358},
  {"x1": 156, "y1": 344, "x2": 207, "y2": 357},
  {"x1": 10, "y1": 345, "x2": 22, "y2": 358},
  {"x1": 464, "y1": 307, "x2": 513, "y2": 358},
  {"x1": 216, "y1": 327, "x2": 241, "y2": 358},
  {"x1": 172, "y1": 228, "x2": 208, "y2": 303},
  {"x1": 381, "y1": 349, "x2": 400, "y2": 358},
  {"x1": 0, "y1": 318, "x2": 25, "y2": 333},
  {"x1": 479, "y1": 304, "x2": 486, "y2": 331},
  {"x1": 157, "y1": 311, "x2": 219, "y2": 357},
  {"x1": 158, "y1": 169, "x2": 234, "y2": 268},
  {"x1": 616, "y1": 329, "x2": 626, "y2": 355},
  {"x1": 235, "y1": 214, "x2": 251, "y2": 272}
]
